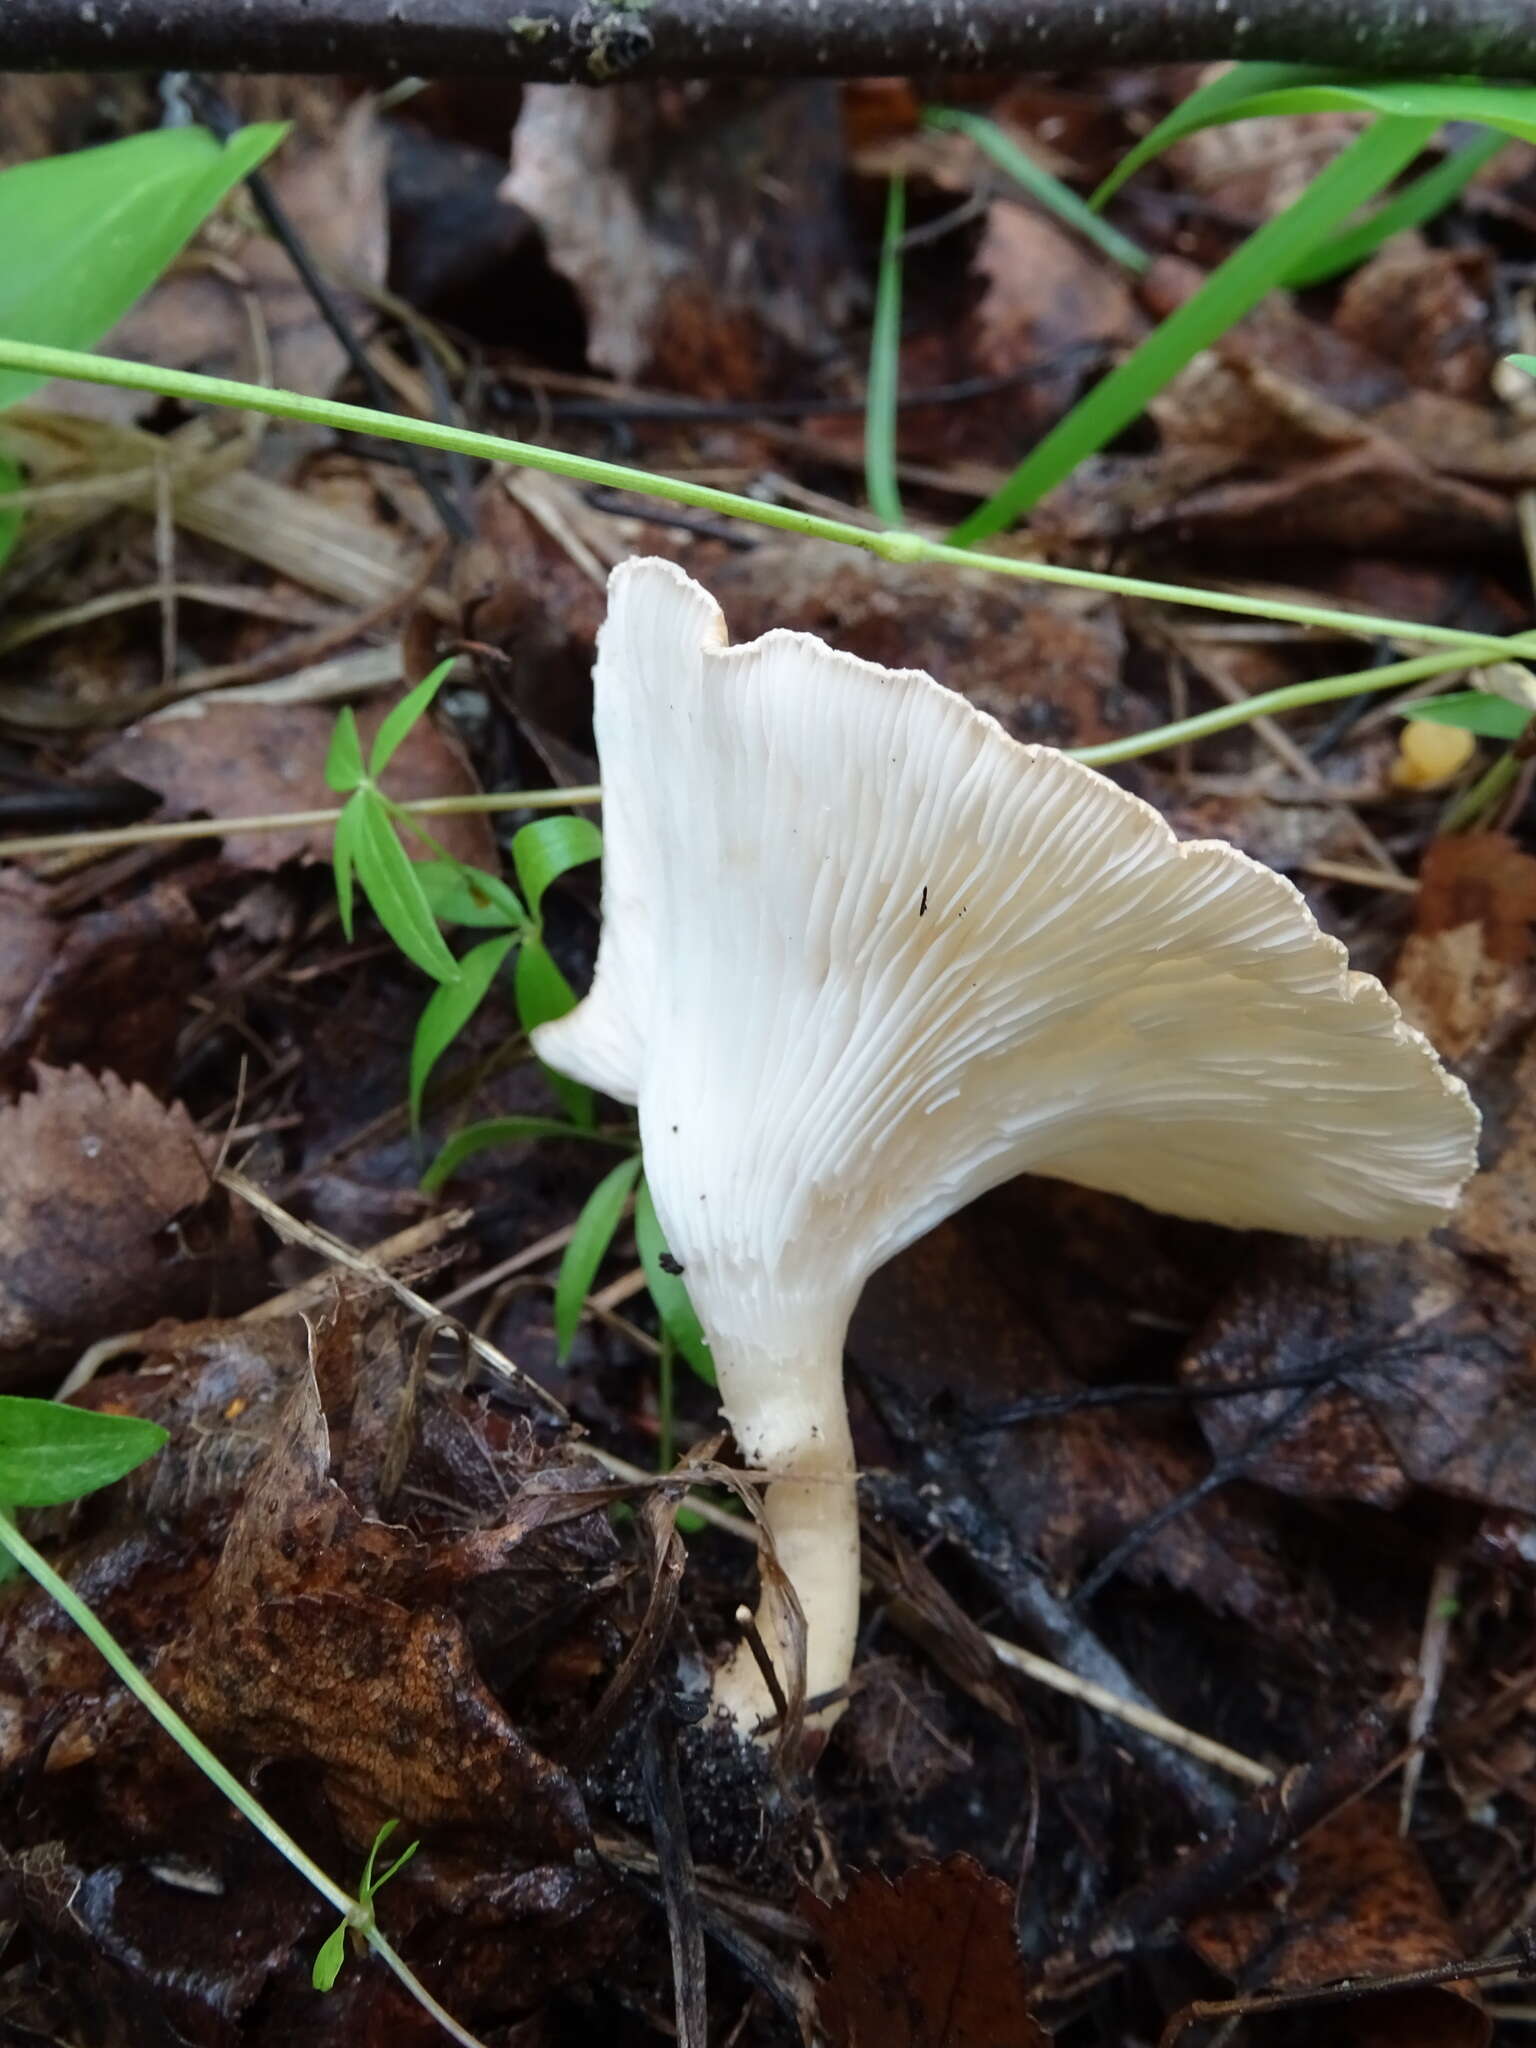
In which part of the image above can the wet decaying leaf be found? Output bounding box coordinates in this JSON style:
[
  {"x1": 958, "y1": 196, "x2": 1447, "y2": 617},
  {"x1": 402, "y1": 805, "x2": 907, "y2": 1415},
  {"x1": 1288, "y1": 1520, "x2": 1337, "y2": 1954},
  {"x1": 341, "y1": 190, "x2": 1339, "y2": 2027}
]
[
  {"x1": 0, "y1": 880, "x2": 202, "y2": 1092},
  {"x1": 0, "y1": 1065, "x2": 231, "y2": 1373},
  {"x1": 154, "y1": 1357, "x2": 590, "y2": 1844},
  {"x1": 803, "y1": 1856, "x2": 1047, "y2": 2048},
  {"x1": 1187, "y1": 1800, "x2": 1489, "y2": 2048},
  {"x1": 99, "y1": 693, "x2": 497, "y2": 872}
]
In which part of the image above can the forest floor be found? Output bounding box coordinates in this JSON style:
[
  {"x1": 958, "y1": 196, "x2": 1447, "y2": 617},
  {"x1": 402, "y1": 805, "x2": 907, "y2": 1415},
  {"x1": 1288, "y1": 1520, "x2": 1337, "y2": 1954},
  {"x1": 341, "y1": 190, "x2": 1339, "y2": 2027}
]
[{"x1": 2, "y1": 62, "x2": 1536, "y2": 2048}]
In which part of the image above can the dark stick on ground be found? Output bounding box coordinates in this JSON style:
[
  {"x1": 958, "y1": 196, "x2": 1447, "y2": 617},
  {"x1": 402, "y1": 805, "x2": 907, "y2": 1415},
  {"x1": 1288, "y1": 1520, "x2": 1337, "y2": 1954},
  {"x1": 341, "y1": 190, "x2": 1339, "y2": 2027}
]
[
  {"x1": 1040, "y1": 1710, "x2": 1394, "y2": 1997},
  {"x1": 859, "y1": 1371, "x2": 1239, "y2": 1830},
  {"x1": 4, "y1": 0, "x2": 1536, "y2": 81}
]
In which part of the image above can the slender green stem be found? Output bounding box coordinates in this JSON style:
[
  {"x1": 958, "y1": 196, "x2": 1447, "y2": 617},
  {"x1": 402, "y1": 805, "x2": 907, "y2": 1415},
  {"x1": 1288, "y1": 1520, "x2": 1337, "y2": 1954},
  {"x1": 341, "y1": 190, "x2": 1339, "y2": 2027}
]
[
  {"x1": 0, "y1": 786, "x2": 601, "y2": 862},
  {"x1": 0, "y1": 338, "x2": 1528, "y2": 659},
  {"x1": 1442, "y1": 748, "x2": 1521, "y2": 832},
  {"x1": 1072, "y1": 641, "x2": 1536, "y2": 767},
  {"x1": 865, "y1": 175, "x2": 906, "y2": 529},
  {"x1": 0, "y1": 1515, "x2": 489, "y2": 2048},
  {"x1": 923, "y1": 107, "x2": 1150, "y2": 275}
]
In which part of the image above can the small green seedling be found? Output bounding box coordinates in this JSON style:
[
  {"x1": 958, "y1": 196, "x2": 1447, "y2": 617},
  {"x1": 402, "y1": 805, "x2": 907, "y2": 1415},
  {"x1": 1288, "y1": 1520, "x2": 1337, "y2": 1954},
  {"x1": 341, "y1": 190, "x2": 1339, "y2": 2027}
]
[{"x1": 312, "y1": 1819, "x2": 420, "y2": 1993}]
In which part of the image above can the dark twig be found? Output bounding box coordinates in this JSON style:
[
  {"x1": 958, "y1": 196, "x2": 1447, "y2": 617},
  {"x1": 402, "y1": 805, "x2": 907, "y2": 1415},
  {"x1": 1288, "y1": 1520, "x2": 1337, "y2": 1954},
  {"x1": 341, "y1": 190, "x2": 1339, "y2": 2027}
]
[
  {"x1": 1159, "y1": 1939, "x2": 1536, "y2": 2048},
  {"x1": 1040, "y1": 1711, "x2": 1396, "y2": 1997},
  {"x1": 640, "y1": 1705, "x2": 709, "y2": 2048},
  {"x1": 5, "y1": 0, "x2": 1536, "y2": 82},
  {"x1": 178, "y1": 78, "x2": 471, "y2": 543},
  {"x1": 860, "y1": 1369, "x2": 1238, "y2": 1828}
]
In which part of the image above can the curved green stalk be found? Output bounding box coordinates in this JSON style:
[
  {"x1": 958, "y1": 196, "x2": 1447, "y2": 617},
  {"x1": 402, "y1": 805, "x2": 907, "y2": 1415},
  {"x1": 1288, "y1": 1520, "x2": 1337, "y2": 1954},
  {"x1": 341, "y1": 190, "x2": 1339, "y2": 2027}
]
[
  {"x1": 0, "y1": 1515, "x2": 490, "y2": 2048},
  {"x1": 0, "y1": 337, "x2": 1527, "y2": 660},
  {"x1": 1072, "y1": 640, "x2": 1536, "y2": 767}
]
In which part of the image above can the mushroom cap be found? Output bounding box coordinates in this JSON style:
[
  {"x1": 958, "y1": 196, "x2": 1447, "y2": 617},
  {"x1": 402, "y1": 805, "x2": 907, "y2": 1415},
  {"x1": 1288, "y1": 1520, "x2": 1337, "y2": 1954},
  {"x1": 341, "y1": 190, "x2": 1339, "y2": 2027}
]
[{"x1": 535, "y1": 558, "x2": 1479, "y2": 1332}]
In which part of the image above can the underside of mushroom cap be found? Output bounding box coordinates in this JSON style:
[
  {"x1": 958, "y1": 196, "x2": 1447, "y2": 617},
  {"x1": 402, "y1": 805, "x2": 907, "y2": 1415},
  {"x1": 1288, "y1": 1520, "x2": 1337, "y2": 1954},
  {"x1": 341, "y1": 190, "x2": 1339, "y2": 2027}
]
[{"x1": 534, "y1": 557, "x2": 1480, "y2": 1319}]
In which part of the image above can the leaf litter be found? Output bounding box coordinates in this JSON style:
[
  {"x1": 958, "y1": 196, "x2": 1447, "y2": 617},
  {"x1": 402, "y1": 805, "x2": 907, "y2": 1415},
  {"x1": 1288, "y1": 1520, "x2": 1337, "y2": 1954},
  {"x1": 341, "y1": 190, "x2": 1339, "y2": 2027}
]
[{"x1": 8, "y1": 57, "x2": 1536, "y2": 2048}]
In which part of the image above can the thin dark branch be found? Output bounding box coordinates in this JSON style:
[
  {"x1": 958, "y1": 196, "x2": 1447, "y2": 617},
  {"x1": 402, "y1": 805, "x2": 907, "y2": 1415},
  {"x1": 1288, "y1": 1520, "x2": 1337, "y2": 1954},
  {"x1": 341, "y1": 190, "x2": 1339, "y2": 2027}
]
[{"x1": 2, "y1": 0, "x2": 1535, "y2": 81}]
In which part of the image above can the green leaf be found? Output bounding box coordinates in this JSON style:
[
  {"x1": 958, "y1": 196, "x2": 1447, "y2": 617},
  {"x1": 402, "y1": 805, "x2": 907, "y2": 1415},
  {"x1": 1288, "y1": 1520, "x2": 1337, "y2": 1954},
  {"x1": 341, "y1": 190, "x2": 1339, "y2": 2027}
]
[
  {"x1": 864, "y1": 172, "x2": 906, "y2": 530},
  {"x1": 1507, "y1": 353, "x2": 1536, "y2": 378},
  {"x1": 369, "y1": 658, "x2": 455, "y2": 780},
  {"x1": 1092, "y1": 64, "x2": 1347, "y2": 209},
  {"x1": 373, "y1": 1837, "x2": 419, "y2": 1893},
  {"x1": 510, "y1": 815, "x2": 603, "y2": 923},
  {"x1": 414, "y1": 859, "x2": 527, "y2": 930},
  {"x1": 925, "y1": 107, "x2": 1149, "y2": 273},
  {"x1": 408, "y1": 934, "x2": 514, "y2": 1128},
  {"x1": 0, "y1": 448, "x2": 20, "y2": 570},
  {"x1": 1285, "y1": 128, "x2": 1507, "y2": 289},
  {"x1": 354, "y1": 792, "x2": 461, "y2": 983},
  {"x1": 332, "y1": 793, "x2": 362, "y2": 942},
  {"x1": 358, "y1": 1819, "x2": 400, "y2": 1898},
  {"x1": 0, "y1": 124, "x2": 288, "y2": 412},
  {"x1": 950, "y1": 116, "x2": 1437, "y2": 543},
  {"x1": 1129, "y1": 78, "x2": 1536, "y2": 155},
  {"x1": 311, "y1": 1921, "x2": 348, "y2": 1993},
  {"x1": 515, "y1": 938, "x2": 596, "y2": 1128},
  {"x1": 554, "y1": 1155, "x2": 644, "y2": 1361},
  {"x1": 325, "y1": 707, "x2": 365, "y2": 794},
  {"x1": 0, "y1": 1398, "x2": 166, "y2": 1507},
  {"x1": 635, "y1": 1178, "x2": 715, "y2": 1386},
  {"x1": 422, "y1": 1116, "x2": 623, "y2": 1195},
  {"x1": 1403, "y1": 691, "x2": 1532, "y2": 740}
]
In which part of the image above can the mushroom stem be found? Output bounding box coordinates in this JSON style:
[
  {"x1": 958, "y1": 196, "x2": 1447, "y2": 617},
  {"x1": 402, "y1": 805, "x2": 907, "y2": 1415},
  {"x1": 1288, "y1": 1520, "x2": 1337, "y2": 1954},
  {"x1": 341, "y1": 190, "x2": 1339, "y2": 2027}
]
[{"x1": 707, "y1": 1316, "x2": 861, "y2": 1737}]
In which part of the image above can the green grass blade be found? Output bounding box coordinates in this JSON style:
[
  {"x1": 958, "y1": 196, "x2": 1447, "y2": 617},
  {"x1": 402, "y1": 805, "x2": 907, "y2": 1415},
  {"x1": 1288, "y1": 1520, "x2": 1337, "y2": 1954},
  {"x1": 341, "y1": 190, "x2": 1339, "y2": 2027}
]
[
  {"x1": 0, "y1": 448, "x2": 21, "y2": 569},
  {"x1": 925, "y1": 107, "x2": 1149, "y2": 274},
  {"x1": 950, "y1": 115, "x2": 1437, "y2": 545},
  {"x1": 864, "y1": 174, "x2": 906, "y2": 530},
  {"x1": 1285, "y1": 128, "x2": 1507, "y2": 288},
  {"x1": 1092, "y1": 63, "x2": 1342, "y2": 210},
  {"x1": 408, "y1": 934, "x2": 515, "y2": 1128},
  {"x1": 554, "y1": 1155, "x2": 644, "y2": 1360},
  {"x1": 355, "y1": 792, "x2": 461, "y2": 984},
  {"x1": 1152, "y1": 79, "x2": 1536, "y2": 148}
]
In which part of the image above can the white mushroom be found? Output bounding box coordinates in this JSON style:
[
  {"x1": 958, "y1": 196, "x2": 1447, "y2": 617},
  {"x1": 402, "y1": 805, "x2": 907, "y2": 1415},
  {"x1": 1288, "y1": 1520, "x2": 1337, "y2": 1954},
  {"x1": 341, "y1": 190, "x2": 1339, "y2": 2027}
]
[{"x1": 533, "y1": 558, "x2": 1481, "y2": 1740}]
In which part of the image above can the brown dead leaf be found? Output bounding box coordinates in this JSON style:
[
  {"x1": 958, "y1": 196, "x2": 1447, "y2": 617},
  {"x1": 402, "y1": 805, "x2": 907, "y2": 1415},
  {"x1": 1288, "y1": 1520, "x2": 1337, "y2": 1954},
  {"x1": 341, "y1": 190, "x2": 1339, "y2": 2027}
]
[
  {"x1": 0, "y1": 1065, "x2": 217, "y2": 1370},
  {"x1": 1187, "y1": 1800, "x2": 1488, "y2": 2048},
  {"x1": 505, "y1": 82, "x2": 853, "y2": 393},
  {"x1": 803, "y1": 1856, "x2": 1047, "y2": 2048},
  {"x1": 1183, "y1": 1235, "x2": 1536, "y2": 1520},
  {"x1": 971, "y1": 200, "x2": 1143, "y2": 433},
  {"x1": 0, "y1": 870, "x2": 57, "y2": 1044},
  {"x1": 155, "y1": 1363, "x2": 591, "y2": 1846},
  {"x1": 1334, "y1": 241, "x2": 1495, "y2": 401},
  {"x1": 97, "y1": 692, "x2": 495, "y2": 871},
  {"x1": 0, "y1": 880, "x2": 202, "y2": 1092},
  {"x1": 704, "y1": 537, "x2": 1139, "y2": 750},
  {"x1": 1395, "y1": 834, "x2": 1536, "y2": 1063}
]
